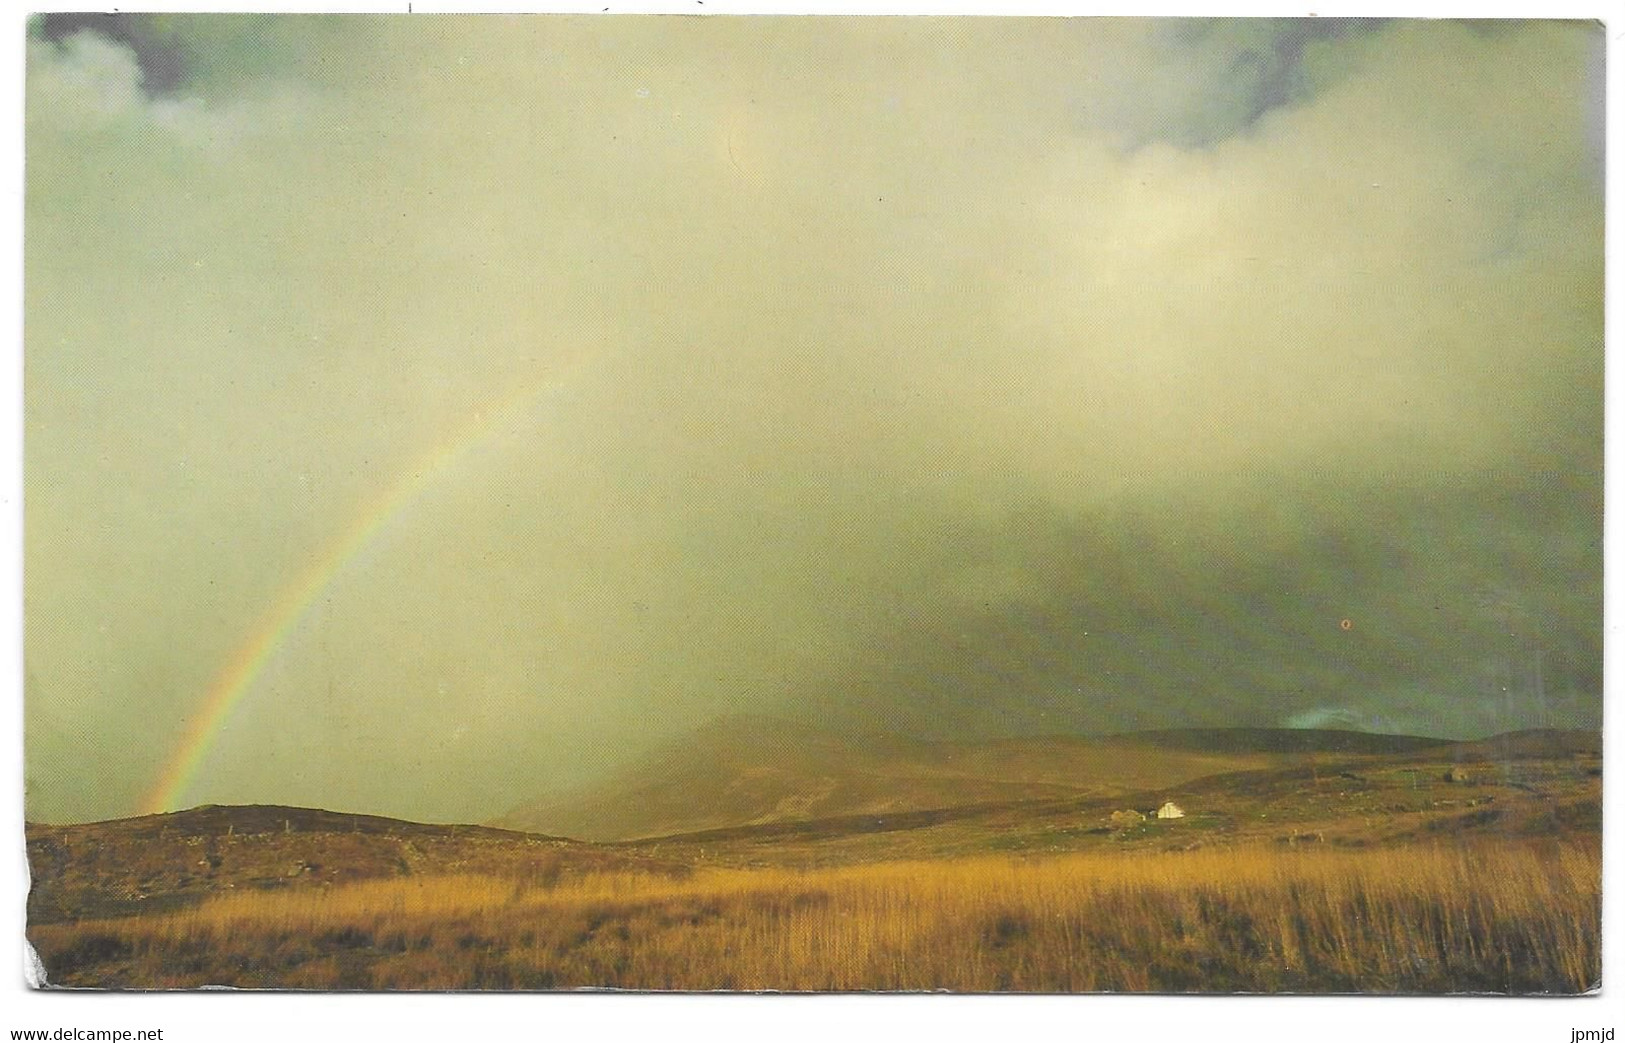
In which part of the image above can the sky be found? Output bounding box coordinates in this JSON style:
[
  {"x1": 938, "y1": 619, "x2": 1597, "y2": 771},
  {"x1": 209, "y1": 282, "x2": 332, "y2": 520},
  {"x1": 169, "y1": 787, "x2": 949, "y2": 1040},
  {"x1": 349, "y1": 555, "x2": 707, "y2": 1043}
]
[{"x1": 22, "y1": 14, "x2": 1604, "y2": 825}]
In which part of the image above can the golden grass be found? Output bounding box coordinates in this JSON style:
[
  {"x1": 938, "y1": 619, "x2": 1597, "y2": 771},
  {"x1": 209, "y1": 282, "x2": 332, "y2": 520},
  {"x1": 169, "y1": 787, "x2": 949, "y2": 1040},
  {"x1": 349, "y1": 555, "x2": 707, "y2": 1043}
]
[{"x1": 32, "y1": 840, "x2": 1598, "y2": 993}]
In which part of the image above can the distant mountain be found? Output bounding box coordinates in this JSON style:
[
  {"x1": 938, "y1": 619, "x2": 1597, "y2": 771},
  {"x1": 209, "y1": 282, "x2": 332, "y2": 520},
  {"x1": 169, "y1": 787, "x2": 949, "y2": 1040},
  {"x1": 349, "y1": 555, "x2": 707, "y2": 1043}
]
[
  {"x1": 1113, "y1": 728, "x2": 1457, "y2": 756},
  {"x1": 1444, "y1": 728, "x2": 1602, "y2": 761},
  {"x1": 492, "y1": 715, "x2": 1377, "y2": 841}
]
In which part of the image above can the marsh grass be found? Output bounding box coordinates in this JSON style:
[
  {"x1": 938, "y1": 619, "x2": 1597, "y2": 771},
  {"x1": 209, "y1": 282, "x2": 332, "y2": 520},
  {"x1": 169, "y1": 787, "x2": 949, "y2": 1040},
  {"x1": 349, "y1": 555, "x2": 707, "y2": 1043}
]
[{"x1": 31, "y1": 840, "x2": 1598, "y2": 992}]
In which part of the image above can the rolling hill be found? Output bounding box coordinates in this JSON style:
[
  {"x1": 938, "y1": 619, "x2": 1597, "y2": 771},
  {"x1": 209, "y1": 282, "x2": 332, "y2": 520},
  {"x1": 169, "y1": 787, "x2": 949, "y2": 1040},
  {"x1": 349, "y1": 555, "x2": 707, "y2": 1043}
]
[
  {"x1": 491, "y1": 715, "x2": 1465, "y2": 841},
  {"x1": 26, "y1": 725, "x2": 1600, "y2": 990},
  {"x1": 24, "y1": 804, "x2": 678, "y2": 927}
]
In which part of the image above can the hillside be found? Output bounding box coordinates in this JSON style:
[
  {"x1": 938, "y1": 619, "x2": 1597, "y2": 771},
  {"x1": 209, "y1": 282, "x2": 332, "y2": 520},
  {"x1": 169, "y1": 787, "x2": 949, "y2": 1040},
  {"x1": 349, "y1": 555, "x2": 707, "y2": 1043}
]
[
  {"x1": 1111, "y1": 727, "x2": 1456, "y2": 755},
  {"x1": 610, "y1": 726, "x2": 1601, "y2": 869},
  {"x1": 31, "y1": 725, "x2": 1597, "y2": 935},
  {"x1": 492, "y1": 716, "x2": 1445, "y2": 841},
  {"x1": 24, "y1": 804, "x2": 679, "y2": 926},
  {"x1": 24, "y1": 729, "x2": 1601, "y2": 991}
]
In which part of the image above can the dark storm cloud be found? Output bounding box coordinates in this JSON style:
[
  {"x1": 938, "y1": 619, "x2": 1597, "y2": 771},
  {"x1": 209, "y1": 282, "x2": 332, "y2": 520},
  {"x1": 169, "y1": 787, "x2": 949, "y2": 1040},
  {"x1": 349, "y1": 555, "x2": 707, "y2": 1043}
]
[
  {"x1": 23, "y1": 16, "x2": 1603, "y2": 824},
  {"x1": 38, "y1": 14, "x2": 189, "y2": 94},
  {"x1": 1080, "y1": 18, "x2": 1391, "y2": 150},
  {"x1": 35, "y1": 13, "x2": 362, "y2": 99},
  {"x1": 798, "y1": 467, "x2": 1601, "y2": 742},
  {"x1": 1172, "y1": 19, "x2": 1387, "y2": 145}
]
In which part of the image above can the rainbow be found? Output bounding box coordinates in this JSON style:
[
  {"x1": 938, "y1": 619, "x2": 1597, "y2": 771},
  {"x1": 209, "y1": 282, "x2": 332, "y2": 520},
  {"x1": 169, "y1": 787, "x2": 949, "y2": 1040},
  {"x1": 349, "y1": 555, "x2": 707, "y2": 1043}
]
[{"x1": 139, "y1": 364, "x2": 582, "y2": 815}]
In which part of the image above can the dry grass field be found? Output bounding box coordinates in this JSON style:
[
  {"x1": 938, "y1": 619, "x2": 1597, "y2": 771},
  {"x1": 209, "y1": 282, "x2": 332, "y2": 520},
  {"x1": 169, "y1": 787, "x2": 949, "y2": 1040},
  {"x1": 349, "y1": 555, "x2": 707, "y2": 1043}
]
[
  {"x1": 30, "y1": 839, "x2": 1597, "y2": 993},
  {"x1": 27, "y1": 728, "x2": 1601, "y2": 992}
]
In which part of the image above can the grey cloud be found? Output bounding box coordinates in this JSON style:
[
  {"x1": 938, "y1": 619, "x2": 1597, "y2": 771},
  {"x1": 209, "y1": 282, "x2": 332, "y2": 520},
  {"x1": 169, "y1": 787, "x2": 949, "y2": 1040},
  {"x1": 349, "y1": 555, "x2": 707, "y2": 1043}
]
[
  {"x1": 1076, "y1": 18, "x2": 1388, "y2": 150},
  {"x1": 23, "y1": 17, "x2": 1603, "y2": 824},
  {"x1": 792, "y1": 467, "x2": 1599, "y2": 743},
  {"x1": 34, "y1": 12, "x2": 364, "y2": 100},
  {"x1": 37, "y1": 14, "x2": 189, "y2": 95}
]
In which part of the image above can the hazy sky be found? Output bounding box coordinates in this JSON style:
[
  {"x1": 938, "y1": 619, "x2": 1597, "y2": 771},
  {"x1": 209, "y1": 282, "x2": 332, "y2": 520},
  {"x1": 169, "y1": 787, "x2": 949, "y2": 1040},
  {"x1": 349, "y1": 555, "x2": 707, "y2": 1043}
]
[{"x1": 24, "y1": 15, "x2": 1602, "y2": 824}]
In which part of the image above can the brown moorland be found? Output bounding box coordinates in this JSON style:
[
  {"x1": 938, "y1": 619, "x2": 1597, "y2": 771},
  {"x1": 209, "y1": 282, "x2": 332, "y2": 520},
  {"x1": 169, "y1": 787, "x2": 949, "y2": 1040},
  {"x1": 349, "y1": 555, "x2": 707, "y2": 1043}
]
[{"x1": 26, "y1": 726, "x2": 1601, "y2": 992}]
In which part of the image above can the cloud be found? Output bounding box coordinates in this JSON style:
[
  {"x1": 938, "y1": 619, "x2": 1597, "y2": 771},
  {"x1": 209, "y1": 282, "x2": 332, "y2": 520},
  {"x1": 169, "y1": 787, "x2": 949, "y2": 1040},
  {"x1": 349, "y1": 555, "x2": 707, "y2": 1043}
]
[
  {"x1": 36, "y1": 13, "x2": 364, "y2": 99},
  {"x1": 23, "y1": 16, "x2": 1603, "y2": 823},
  {"x1": 28, "y1": 29, "x2": 161, "y2": 124},
  {"x1": 1283, "y1": 707, "x2": 1368, "y2": 731},
  {"x1": 1074, "y1": 18, "x2": 1388, "y2": 150},
  {"x1": 38, "y1": 14, "x2": 190, "y2": 94}
]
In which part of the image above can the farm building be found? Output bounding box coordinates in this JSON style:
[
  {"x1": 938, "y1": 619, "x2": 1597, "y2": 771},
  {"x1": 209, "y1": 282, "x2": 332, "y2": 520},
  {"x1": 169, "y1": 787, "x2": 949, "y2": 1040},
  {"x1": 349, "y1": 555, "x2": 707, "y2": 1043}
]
[{"x1": 1156, "y1": 801, "x2": 1185, "y2": 819}]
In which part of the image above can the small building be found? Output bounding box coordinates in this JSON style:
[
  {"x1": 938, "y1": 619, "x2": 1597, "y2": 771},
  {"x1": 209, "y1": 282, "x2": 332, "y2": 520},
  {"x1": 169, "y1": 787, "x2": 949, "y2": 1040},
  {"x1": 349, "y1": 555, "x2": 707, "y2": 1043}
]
[{"x1": 1156, "y1": 801, "x2": 1185, "y2": 819}]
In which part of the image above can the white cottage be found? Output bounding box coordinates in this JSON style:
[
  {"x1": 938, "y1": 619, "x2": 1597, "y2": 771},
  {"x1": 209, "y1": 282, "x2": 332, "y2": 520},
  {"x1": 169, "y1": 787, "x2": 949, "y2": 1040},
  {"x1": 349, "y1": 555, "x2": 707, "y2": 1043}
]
[{"x1": 1156, "y1": 801, "x2": 1185, "y2": 819}]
